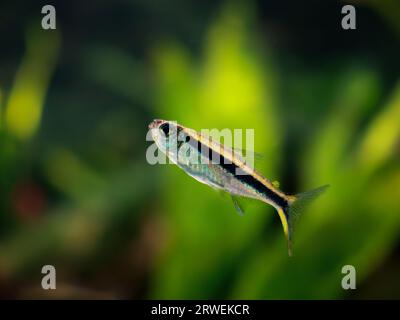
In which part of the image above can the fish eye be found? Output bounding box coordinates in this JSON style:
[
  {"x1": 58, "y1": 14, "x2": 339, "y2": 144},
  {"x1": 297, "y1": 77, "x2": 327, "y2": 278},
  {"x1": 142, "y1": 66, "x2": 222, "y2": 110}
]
[
  {"x1": 185, "y1": 135, "x2": 190, "y2": 142},
  {"x1": 160, "y1": 123, "x2": 170, "y2": 136}
]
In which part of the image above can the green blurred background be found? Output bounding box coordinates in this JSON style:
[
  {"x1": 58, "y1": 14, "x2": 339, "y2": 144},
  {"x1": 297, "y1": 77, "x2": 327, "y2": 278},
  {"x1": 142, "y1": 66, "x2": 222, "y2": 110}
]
[{"x1": 0, "y1": 0, "x2": 399, "y2": 299}]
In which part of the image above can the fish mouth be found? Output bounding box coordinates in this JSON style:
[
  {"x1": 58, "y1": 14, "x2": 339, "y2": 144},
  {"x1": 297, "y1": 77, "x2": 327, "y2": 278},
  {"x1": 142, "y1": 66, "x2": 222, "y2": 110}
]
[{"x1": 148, "y1": 119, "x2": 165, "y2": 129}]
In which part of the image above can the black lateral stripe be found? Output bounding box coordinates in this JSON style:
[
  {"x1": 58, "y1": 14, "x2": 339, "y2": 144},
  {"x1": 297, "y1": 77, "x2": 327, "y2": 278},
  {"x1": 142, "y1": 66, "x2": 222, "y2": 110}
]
[
  {"x1": 176, "y1": 126, "x2": 185, "y2": 150},
  {"x1": 189, "y1": 136, "x2": 288, "y2": 208}
]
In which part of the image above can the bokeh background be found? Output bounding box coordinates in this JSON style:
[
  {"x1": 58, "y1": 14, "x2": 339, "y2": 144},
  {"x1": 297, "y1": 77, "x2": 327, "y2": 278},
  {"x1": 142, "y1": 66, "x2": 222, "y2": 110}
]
[{"x1": 0, "y1": 0, "x2": 399, "y2": 299}]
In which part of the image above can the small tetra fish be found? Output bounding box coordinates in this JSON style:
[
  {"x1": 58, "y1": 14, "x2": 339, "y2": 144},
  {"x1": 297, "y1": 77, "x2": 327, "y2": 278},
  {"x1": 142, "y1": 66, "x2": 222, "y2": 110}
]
[{"x1": 148, "y1": 119, "x2": 329, "y2": 256}]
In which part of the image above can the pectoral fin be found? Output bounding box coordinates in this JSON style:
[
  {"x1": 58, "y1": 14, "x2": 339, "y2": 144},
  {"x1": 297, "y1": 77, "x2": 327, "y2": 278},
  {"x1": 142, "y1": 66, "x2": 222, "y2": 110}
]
[{"x1": 231, "y1": 195, "x2": 245, "y2": 216}]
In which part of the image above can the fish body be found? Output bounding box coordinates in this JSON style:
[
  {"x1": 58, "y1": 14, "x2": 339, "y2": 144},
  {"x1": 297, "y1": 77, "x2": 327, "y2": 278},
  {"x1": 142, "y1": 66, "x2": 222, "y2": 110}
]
[{"x1": 149, "y1": 119, "x2": 328, "y2": 255}]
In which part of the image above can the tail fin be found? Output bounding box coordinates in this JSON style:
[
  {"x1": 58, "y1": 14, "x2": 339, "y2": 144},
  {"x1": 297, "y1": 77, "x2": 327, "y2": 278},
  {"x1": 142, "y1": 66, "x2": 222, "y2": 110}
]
[{"x1": 279, "y1": 184, "x2": 329, "y2": 256}]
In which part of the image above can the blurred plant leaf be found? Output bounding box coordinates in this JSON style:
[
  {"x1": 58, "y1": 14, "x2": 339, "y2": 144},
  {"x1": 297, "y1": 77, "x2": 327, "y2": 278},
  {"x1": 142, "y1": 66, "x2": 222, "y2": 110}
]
[
  {"x1": 5, "y1": 25, "x2": 60, "y2": 140},
  {"x1": 82, "y1": 45, "x2": 149, "y2": 104},
  {"x1": 43, "y1": 148, "x2": 106, "y2": 201}
]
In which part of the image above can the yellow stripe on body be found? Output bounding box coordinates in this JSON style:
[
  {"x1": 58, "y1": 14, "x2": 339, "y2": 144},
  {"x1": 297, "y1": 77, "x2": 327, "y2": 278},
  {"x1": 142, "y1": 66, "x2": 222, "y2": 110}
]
[{"x1": 184, "y1": 127, "x2": 289, "y2": 200}]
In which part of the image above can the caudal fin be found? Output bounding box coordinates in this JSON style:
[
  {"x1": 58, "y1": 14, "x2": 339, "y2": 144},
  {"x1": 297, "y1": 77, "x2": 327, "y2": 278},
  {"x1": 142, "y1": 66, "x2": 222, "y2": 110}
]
[{"x1": 280, "y1": 184, "x2": 329, "y2": 256}]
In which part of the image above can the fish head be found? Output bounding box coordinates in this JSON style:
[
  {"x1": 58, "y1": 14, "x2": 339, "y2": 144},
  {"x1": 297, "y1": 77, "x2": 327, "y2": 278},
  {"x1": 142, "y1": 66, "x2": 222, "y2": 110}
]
[{"x1": 148, "y1": 119, "x2": 183, "y2": 160}]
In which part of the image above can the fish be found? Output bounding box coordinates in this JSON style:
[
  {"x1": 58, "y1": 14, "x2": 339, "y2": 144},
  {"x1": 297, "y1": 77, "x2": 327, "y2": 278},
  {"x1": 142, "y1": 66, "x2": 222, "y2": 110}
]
[{"x1": 148, "y1": 119, "x2": 329, "y2": 256}]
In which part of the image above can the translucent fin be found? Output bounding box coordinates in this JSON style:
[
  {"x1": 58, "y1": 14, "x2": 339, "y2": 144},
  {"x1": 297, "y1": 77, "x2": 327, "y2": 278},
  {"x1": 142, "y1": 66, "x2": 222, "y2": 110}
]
[
  {"x1": 232, "y1": 148, "x2": 264, "y2": 161},
  {"x1": 231, "y1": 195, "x2": 245, "y2": 216},
  {"x1": 215, "y1": 191, "x2": 250, "y2": 216},
  {"x1": 281, "y1": 184, "x2": 330, "y2": 256},
  {"x1": 276, "y1": 207, "x2": 292, "y2": 256},
  {"x1": 233, "y1": 149, "x2": 264, "y2": 169},
  {"x1": 289, "y1": 184, "x2": 330, "y2": 220},
  {"x1": 200, "y1": 132, "x2": 264, "y2": 164}
]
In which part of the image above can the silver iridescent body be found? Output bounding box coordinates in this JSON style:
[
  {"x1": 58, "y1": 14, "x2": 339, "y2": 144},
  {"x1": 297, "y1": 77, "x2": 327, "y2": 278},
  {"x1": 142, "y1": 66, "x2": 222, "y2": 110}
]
[{"x1": 148, "y1": 119, "x2": 329, "y2": 256}]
